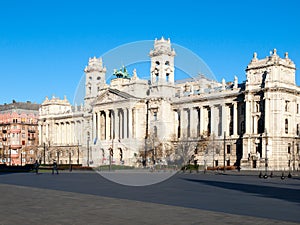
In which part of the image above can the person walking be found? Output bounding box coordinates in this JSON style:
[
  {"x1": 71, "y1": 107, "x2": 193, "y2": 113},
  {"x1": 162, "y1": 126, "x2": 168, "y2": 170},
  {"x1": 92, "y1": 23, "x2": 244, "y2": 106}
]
[
  {"x1": 34, "y1": 160, "x2": 39, "y2": 174},
  {"x1": 52, "y1": 160, "x2": 59, "y2": 174}
]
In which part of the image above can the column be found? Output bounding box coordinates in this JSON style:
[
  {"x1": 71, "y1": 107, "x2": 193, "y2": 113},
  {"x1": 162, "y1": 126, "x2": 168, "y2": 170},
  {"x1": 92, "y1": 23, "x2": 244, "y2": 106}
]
[
  {"x1": 115, "y1": 109, "x2": 120, "y2": 139},
  {"x1": 110, "y1": 110, "x2": 115, "y2": 139},
  {"x1": 120, "y1": 109, "x2": 124, "y2": 139},
  {"x1": 199, "y1": 107, "x2": 203, "y2": 136},
  {"x1": 93, "y1": 113, "x2": 97, "y2": 141},
  {"x1": 97, "y1": 111, "x2": 101, "y2": 140},
  {"x1": 187, "y1": 109, "x2": 191, "y2": 138},
  {"x1": 210, "y1": 106, "x2": 215, "y2": 136},
  {"x1": 253, "y1": 116, "x2": 257, "y2": 134},
  {"x1": 179, "y1": 109, "x2": 183, "y2": 138},
  {"x1": 128, "y1": 108, "x2": 132, "y2": 139},
  {"x1": 190, "y1": 107, "x2": 197, "y2": 137},
  {"x1": 245, "y1": 99, "x2": 252, "y2": 134},
  {"x1": 124, "y1": 108, "x2": 128, "y2": 139},
  {"x1": 105, "y1": 110, "x2": 110, "y2": 140},
  {"x1": 221, "y1": 104, "x2": 227, "y2": 137},
  {"x1": 233, "y1": 102, "x2": 238, "y2": 135}
]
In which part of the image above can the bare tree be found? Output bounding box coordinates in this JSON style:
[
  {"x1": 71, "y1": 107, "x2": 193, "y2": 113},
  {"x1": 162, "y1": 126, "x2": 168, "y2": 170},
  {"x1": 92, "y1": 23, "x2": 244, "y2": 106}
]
[
  {"x1": 167, "y1": 134, "x2": 195, "y2": 167},
  {"x1": 139, "y1": 132, "x2": 164, "y2": 166}
]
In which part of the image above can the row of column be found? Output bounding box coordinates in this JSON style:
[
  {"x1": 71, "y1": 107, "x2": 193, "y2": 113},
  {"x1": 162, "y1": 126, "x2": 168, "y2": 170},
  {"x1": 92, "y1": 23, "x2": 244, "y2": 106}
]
[
  {"x1": 93, "y1": 108, "x2": 135, "y2": 141},
  {"x1": 176, "y1": 103, "x2": 238, "y2": 138},
  {"x1": 39, "y1": 121, "x2": 83, "y2": 146}
]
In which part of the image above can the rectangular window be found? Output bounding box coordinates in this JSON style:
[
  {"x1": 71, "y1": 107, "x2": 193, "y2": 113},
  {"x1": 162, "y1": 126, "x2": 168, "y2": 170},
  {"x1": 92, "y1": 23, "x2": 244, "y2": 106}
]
[
  {"x1": 226, "y1": 145, "x2": 231, "y2": 154},
  {"x1": 215, "y1": 160, "x2": 218, "y2": 167},
  {"x1": 22, "y1": 140, "x2": 25, "y2": 145},
  {"x1": 297, "y1": 104, "x2": 299, "y2": 114}
]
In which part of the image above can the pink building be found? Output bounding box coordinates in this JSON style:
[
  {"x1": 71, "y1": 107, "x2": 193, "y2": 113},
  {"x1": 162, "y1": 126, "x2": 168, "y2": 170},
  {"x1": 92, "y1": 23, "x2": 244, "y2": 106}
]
[{"x1": 0, "y1": 101, "x2": 39, "y2": 165}]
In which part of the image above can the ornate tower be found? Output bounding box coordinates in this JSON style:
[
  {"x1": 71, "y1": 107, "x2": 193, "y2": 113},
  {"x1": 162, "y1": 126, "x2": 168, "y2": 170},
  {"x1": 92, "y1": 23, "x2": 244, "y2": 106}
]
[
  {"x1": 84, "y1": 57, "x2": 106, "y2": 107},
  {"x1": 149, "y1": 37, "x2": 175, "y2": 85},
  {"x1": 242, "y1": 49, "x2": 297, "y2": 170}
]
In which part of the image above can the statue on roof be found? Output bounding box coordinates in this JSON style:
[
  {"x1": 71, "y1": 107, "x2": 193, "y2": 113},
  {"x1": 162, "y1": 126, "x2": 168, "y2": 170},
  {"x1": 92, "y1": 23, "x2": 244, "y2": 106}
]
[{"x1": 113, "y1": 65, "x2": 130, "y2": 79}]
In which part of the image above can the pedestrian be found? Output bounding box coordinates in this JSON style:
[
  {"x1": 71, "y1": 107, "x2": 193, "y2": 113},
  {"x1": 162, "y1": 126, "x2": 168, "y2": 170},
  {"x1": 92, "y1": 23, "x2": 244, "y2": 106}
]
[
  {"x1": 52, "y1": 160, "x2": 59, "y2": 174},
  {"x1": 34, "y1": 160, "x2": 39, "y2": 174}
]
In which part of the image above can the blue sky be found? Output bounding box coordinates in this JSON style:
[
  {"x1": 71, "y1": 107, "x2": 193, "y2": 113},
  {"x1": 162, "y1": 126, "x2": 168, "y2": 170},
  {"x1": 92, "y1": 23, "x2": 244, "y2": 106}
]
[{"x1": 0, "y1": 0, "x2": 299, "y2": 105}]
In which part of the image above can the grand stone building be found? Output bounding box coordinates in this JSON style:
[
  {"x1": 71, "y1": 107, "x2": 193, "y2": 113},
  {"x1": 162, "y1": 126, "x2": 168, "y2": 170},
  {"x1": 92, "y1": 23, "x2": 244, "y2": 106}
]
[{"x1": 38, "y1": 37, "x2": 300, "y2": 171}]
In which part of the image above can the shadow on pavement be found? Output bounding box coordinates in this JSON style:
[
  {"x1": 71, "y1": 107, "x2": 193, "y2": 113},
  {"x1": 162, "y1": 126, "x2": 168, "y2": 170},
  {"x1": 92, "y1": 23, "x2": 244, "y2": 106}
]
[{"x1": 183, "y1": 178, "x2": 300, "y2": 205}]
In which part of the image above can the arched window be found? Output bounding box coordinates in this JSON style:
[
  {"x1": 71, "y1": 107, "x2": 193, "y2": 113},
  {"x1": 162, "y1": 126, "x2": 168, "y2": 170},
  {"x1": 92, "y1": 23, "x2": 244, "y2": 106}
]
[{"x1": 285, "y1": 119, "x2": 288, "y2": 134}]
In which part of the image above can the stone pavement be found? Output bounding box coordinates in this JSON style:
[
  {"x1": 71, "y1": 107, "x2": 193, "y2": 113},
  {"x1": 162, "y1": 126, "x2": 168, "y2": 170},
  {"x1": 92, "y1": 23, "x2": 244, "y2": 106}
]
[
  {"x1": 0, "y1": 170, "x2": 299, "y2": 225},
  {"x1": 0, "y1": 183, "x2": 298, "y2": 225}
]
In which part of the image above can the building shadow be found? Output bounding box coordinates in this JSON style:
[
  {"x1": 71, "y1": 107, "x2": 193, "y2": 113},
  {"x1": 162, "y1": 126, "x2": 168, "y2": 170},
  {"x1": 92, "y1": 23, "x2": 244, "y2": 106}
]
[{"x1": 183, "y1": 178, "x2": 300, "y2": 205}]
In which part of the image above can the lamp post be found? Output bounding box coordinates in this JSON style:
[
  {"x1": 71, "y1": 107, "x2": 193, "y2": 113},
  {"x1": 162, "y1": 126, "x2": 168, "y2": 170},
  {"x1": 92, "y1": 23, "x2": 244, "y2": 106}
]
[
  {"x1": 43, "y1": 142, "x2": 46, "y2": 165},
  {"x1": 57, "y1": 151, "x2": 60, "y2": 165},
  {"x1": 77, "y1": 140, "x2": 80, "y2": 165},
  {"x1": 212, "y1": 133, "x2": 215, "y2": 168},
  {"x1": 109, "y1": 139, "x2": 114, "y2": 171},
  {"x1": 9, "y1": 147, "x2": 11, "y2": 166},
  {"x1": 264, "y1": 129, "x2": 268, "y2": 178},
  {"x1": 20, "y1": 151, "x2": 23, "y2": 166},
  {"x1": 69, "y1": 150, "x2": 72, "y2": 171},
  {"x1": 87, "y1": 134, "x2": 90, "y2": 167},
  {"x1": 223, "y1": 132, "x2": 226, "y2": 173}
]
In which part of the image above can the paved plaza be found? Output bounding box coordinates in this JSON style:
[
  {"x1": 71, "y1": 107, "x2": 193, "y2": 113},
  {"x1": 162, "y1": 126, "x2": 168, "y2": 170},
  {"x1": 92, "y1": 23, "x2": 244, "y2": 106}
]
[{"x1": 0, "y1": 170, "x2": 299, "y2": 225}]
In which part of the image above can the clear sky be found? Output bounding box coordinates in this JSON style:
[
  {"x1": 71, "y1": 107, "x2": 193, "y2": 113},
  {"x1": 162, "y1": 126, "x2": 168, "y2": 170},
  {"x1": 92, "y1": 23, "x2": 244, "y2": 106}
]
[{"x1": 1, "y1": 0, "x2": 300, "y2": 105}]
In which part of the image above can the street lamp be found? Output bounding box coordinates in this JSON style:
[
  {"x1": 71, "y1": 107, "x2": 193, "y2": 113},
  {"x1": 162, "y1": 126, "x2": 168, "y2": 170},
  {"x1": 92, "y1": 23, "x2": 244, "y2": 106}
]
[
  {"x1": 43, "y1": 142, "x2": 46, "y2": 165},
  {"x1": 264, "y1": 129, "x2": 268, "y2": 178},
  {"x1": 87, "y1": 133, "x2": 90, "y2": 167},
  {"x1": 77, "y1": 140, "x2": 80, "y2": 165},
  {"x1": 69, "y1": 150, "x2": 72, "y2": 171}
]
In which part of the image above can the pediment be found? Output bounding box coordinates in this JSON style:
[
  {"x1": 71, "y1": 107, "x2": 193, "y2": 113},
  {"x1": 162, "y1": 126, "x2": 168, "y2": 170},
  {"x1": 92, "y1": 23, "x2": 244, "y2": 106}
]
[{"x1": 95, "y1": 88, "x2": 137, "y2": 105}]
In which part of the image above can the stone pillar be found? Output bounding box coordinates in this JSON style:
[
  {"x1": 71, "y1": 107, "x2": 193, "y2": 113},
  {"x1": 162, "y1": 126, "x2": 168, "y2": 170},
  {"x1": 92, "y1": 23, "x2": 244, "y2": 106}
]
[
  {"x1": 187, "y1": 108, "x2": 191, "y2": 138},
  {"x1": 253, "y1": 116, "x2": 257, "y2": 134},
  {"x1": 105, "y1": 110, "x2": 110, "y2": 140},
  {"x1": 190, "y1": 107, "x2": 197, "y2": 137},
  {"x1": 96, "y1": 111, "x2": 100, "y2": 140},
  {"x1": 221, "y1": 104, "x2": 227, "y2": 136},
  {"x1": 210, "y1": 106, "x2": 215, "y2": 136},
  {"x1": 115, "y1": 109, "x2": 120, "y2": 140},
  {"x1": 92, "y1": 113, "x2": 97, "y2": 142},
  {"x1": 199, "y1": 107, "x2": 203, "y2": 136},
  {"x1": 128, "y1": 108, "x2": 132, "y2": 139},
  {"x1": 124, "y1": 108, "x2": 128, "y2": 139},
  {"x1": 110, "y1": 110, "x2": 115, "y2": 139},
  {"x1": 245, "y1": 99, "x2": 252, "y2": 134},
  {"x1": 179, "y1": 109, "x2": 183, "y2": 138}
]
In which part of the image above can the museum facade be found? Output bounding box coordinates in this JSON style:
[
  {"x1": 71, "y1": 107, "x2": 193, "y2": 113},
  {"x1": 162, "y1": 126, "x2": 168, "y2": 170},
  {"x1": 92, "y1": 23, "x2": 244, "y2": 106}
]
[{"x1": 38, "y1": 37, "x2": 300, "y2": 171}]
